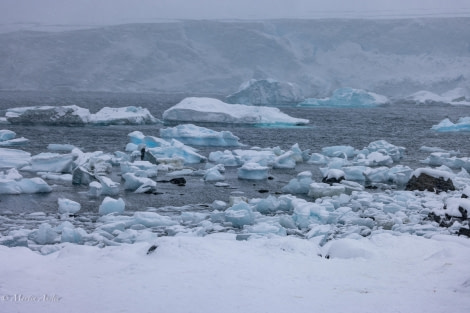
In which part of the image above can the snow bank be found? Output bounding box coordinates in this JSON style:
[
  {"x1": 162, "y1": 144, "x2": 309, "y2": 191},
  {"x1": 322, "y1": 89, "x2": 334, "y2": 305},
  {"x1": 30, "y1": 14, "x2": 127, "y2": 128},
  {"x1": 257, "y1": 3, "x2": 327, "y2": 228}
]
[
  {"x1": 298, "y1": 88, "x2": 388, "y2": 107},
  {"x1": 226, "y1": 78, "x2": 304, "y2": 105},
  {"x1": 162, "y1": 97, "x2": 309, "y2": 126}
]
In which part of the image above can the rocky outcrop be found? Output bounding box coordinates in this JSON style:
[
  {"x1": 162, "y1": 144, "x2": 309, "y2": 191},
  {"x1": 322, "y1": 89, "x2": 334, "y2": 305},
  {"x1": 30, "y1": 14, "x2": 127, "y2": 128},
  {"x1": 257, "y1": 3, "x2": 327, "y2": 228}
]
[{"x1": 405, "y1": 172, "x2": 455, "y2": 193}]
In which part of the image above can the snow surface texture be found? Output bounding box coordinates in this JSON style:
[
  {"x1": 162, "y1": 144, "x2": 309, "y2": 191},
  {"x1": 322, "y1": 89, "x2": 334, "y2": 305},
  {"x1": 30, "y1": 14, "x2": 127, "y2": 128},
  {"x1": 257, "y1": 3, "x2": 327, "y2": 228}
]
[
  {"x1": 0, "y1": 19, "x2": 469, "y2": 98},
  {"x1": 298, "y1": 88, "x2": 389, "y2": 107},
  {"x1": 226, "y1": 78, "x2": 304, "y2": 105},
  {"x1": 162, "y1": 97, "x2": 309, "y2": 125},
  {"x1": 4, "y1": 105, "x2": 158, "y2": 126}
]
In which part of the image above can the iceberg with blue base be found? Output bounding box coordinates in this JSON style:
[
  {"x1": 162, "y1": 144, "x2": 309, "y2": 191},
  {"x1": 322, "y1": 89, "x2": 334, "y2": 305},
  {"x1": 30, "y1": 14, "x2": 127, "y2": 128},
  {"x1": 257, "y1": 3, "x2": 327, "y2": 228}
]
[
  {"x1": 431, "y1": 117, "x2": 470, "y2": 132},
  {"x1": 160, "y1": 124, "x2": 242, "y2": 146},
  {"x1": 298, "y1": 88, "x2": 388, "y2": 107},
  {"x1": 162, "y1": 97, "x2": 309, "y2": 126},
  {"x1": 226, "y1": 79, "x2": 304, "y2": 105},
  {"x1": 237, "y1": 162, "x2": 269, "y2": 180}
]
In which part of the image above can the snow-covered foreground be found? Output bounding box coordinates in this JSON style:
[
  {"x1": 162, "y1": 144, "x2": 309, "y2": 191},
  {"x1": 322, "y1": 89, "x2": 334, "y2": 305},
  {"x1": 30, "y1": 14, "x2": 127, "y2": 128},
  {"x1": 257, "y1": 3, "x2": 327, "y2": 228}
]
[{"x1": 0, "y1": 233, "x2": 469, "y2": 313}]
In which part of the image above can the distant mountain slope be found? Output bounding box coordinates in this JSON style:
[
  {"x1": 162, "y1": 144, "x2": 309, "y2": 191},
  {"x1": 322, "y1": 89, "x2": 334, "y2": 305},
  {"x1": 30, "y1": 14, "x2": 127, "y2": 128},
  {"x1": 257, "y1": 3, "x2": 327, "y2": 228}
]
[{"x1": 0, "y1": 18, "x2": 469, "y2": 97}]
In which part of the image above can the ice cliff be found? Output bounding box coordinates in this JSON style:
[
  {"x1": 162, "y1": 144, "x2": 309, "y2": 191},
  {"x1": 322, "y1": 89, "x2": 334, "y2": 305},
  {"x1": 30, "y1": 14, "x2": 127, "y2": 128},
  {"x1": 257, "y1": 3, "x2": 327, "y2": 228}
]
[{"x1": 0, "y1": 18, "x2": 469, "y2": 98}]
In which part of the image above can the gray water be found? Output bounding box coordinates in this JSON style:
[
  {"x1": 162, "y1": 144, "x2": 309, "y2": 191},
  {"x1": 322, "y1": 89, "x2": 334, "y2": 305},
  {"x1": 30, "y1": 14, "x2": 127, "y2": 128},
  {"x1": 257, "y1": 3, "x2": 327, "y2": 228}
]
[{"x1": 1, "y1": 90, "x2": 470, "y2": 217}]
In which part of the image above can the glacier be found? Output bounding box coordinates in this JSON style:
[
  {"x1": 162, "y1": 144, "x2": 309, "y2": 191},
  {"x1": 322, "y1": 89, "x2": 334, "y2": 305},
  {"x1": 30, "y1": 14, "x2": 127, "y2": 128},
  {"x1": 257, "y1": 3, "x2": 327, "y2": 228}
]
[
  {"x1": 1, "y1": 19, "x2": 469, "y2": 98},
  {"x1": 226, "y1": 78, "x2": 304, "y2": 105}
]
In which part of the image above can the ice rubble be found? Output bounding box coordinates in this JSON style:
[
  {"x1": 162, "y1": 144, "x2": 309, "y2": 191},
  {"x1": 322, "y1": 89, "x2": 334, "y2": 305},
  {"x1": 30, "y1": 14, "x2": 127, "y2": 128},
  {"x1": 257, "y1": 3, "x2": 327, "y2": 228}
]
[
  {"x1": 0, "y1": 168, "x2": 51, "y2": 194},
  {"x1": 298, "y1": 88, "x2": 389, "y2": 107},
  {"x1": 162, "y1": 97, "x2": 309, "y2": 126},
  {"x1": 431, "y1": 117, "x2": 470, "y2": 132},
  {"x1": 226, "y1": 79, "x2": 304, "y2": 105},
  {"x1": 0, "y1": 147, "x2": 31, "y2": 168},
  {"x1": 160, "y1": 124, "x2": 242, "y2": 146},
  {"x1": 4, "y1": 105, "x2": 158, "y2": 125}
]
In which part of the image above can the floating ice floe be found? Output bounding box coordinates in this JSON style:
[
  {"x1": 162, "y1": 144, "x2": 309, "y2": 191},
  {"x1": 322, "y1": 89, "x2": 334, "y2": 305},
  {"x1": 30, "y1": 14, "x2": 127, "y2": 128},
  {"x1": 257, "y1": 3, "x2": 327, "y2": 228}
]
[
  {"x1": 160, "y1": 124, "x2": 242, "y2": 146},
  {"x1": 298, "y1": 88, "x2": 388, "y2": 107},
  {"x1": 0, "y1": 129, "x2": 28, "y2": 146},
  {"x1": 406, "y1": 88, "x2": 470, "y2": 105},
  {"x1": 0, "y1": 168, "x2": 52, "y2": 194},
  {"x1": 226, "y1": 78, "x2": 304, "y2": 105},
  {"x1": 162, "y1": 97, "x2": 309, "y2": 126},
  {"x1": 58, "y1": 198, "x2": 81, "y2": 215},
  {"x1": 431, "y1": 117, "x2": 470, "y2": 132},
  {"x1": 127, "y1": 131, "x2": 206, "y2": 165},
  {"x1": 0, "y1": 148, "x2": 31, "y2": 168},
  {"x1": 238, "y1": 162, "x2": 270, "y2": 180},
  {"x1": 4, "y1": 105, "x2": 159, "y2": 126},
  {"x1": 99, "y1": 197, "x2": 125, "y2": 215}
]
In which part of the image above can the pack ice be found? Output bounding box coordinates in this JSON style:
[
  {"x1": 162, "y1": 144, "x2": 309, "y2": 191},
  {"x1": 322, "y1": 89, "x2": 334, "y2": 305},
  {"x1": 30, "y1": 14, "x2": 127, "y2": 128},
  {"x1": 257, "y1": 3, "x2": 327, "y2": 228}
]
[{"x1": 162, "y1": 97, "x2": 309, "y2": 126}]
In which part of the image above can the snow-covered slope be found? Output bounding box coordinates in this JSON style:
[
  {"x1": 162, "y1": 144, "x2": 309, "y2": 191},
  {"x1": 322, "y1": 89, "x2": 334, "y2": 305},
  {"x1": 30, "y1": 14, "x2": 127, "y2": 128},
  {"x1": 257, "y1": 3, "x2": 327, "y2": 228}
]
[{"x1": 0, "y1": 18, "x2": 469, "y2": 98}]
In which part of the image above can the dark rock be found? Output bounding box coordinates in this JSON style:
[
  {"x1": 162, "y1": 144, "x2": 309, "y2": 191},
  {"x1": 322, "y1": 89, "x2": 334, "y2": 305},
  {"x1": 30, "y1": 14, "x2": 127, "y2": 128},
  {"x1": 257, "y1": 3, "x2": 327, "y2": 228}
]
[
  {"x1": 458, "y1": 227, "x2": 470, "y2": 237},
  {"x1": 258, "y1": 189, "x2": 269, "y2": 193},
  {"x1": 405, "y1": 173, "x2": 455, "y2": 193},
  {"x1": 146, "y1": 244, "x2": 158, "y2": 255},
  {"x1": 169, "y1": 177, "x2": 186, "y2": 186},
  {"x1": 322, "y1": 176, "x2": 345, "y2": 185},
  {"x1": 72, "y1": 166, "x2": 95, "y2": 185}
]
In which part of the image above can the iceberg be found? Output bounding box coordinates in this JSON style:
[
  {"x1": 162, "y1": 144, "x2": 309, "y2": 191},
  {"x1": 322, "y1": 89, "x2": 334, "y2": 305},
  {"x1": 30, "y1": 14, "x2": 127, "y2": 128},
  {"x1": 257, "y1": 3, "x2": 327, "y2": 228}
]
[
  {"x1": 4, "y1": 105, "x2": 158, "y2": 126},
  {"x1": 406, "y1": 88, "x2": 470, "y2": 105},
  {"x1": 6, "y1": 105, "x2": 90, "y2": 125},
  {"x1": 226, "y1": 79, "x2": 304, "y2": 105},
  {"x1": 160, "y1": 124, "x2": 242, "y2": 146},
  {"x1": 162, "y1": 97, "x2": 309, "y2": 126},
  {"x1": 89, "y1": 106, "x2": 158, "y2": 125},
  {"x1": 122, "y1": 173, "x2": 156, "y2": 193},
  {"x1": 298, "y1": 88, "x2": 388, "y2": 107},
  {"x1": 431, "y1": 117, "x2": 470, "y2": 132},
  {"x1": 282, "y1": 171, "x2": 314, "y2": 194}
]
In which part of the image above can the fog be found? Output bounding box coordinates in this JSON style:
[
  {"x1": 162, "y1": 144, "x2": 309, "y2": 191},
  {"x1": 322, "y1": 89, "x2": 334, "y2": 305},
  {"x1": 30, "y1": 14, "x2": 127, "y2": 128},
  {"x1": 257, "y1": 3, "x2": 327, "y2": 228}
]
[{"x1": 1, "y1": 0, "x2": 470, "y2": 27}]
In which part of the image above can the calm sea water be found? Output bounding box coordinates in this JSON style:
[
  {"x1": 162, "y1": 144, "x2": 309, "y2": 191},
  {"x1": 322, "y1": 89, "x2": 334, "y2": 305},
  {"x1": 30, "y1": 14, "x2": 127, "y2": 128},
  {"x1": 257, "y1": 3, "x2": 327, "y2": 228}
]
[{"x1": 1, "y1": 90, "x2": 470, "y2": 216}]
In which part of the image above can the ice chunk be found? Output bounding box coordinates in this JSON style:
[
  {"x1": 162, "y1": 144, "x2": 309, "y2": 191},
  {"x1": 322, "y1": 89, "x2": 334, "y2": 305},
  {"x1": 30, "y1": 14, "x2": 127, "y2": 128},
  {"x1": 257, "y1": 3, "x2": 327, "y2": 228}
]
[
  {"x1": 58, "y1": 198, "x2": 81, "y2": 214},
  {"x1": 47, "y1": 143, "x2": 76, "y2": 152},
  {"x1": 99, "y1": 197, "x2": 125, "y2": 215},
  {"x1": 0, "y1": 148, "x2": 31, "y2": 168},
  {"x1": 88, "y1": 181, "x2": 102, "y2": 197},
  {"x1": 90, "y1": 106, "x2": 158, "y2": 125},
  {"x1": 131, "y1": 211, "x2": 178, "y2": 227},
  {"x1": 31, "y1": 152, "x2": 76, "y2": 173},
  {"x1": 204, "y1": 165, "x2": 225, "y2": 182},
  {"x1": 226, "y1": 79, "x2": 304, "y2": 105},
  {"x1": 29, "y1": 223, "x2": 58, "y2": 245},
  {"x1": 224, "y1": 202, "x2": 255, "y2": 228},
  {"x1": 97, "y1": 176, "x2": 120, "y2": 196},
  {"x1": 233, "y1": 149, "x2": 276, "y2": 166},
  {"x1": 209, "y1": 150, "x2": 241, "y2": 167},
  {"x1": 162, "y1": 97, "x2": 309, "y2": 126},
  {"x1": 273, "y1": 151, "x2": 297, "y2": 169},
  {"x1": 321, "y1": 145, "x2": 355, "y2": 158},
  {"x1": 146, "y1": 139, "x2": 207, "y2": 164},
  {"x1": 0, "y1": 169, "x2": 52, "y2": 194},
  {"x1": 120, "y1": 161, "x2": 158, "y2": 178},
  {"x1": 61, "y1": 226, "x2": 87, "y2": 244},
  {"x1": 238, "y1": 162, "x2": 269, "y2": 180},
  {"x1": 0, "y1": 130, "x2": 16, "y2": 141},
  {"x1": 282, "y1": 171, "x2": 313, "y2": 194},
  {"x1": 308, "y1": 182, "x2": 346, "y2": 198},
  {"x1": 298, "y1": 88, "x2": 388, "y2": 107},
  {"x1": 364, "y1": 140, "x2": 405, "y2": 162},
  {"x1": 122, "y1": 173, "x2": 156, "y2": 193},
  {"x1": 253, "y1": 195, "x2": 280, "y2": 214},
  {"x1": 160, "y1": 124, "x2": 241, "y2": 146}
]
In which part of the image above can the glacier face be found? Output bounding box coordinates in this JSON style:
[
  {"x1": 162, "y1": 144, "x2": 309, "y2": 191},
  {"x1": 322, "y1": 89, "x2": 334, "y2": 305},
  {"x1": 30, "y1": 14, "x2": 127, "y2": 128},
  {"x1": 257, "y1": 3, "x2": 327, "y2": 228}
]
[{"x1": 0, "y1": 18, "x2": 469, "y2": 97}]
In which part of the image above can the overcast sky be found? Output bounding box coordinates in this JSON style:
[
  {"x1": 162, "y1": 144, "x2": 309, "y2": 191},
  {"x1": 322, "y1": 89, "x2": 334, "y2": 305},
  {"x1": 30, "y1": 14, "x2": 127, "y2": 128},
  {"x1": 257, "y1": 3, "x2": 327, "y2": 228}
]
[{"x1": 1, "y1": 0, "x2": 470, "y2": 26}]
